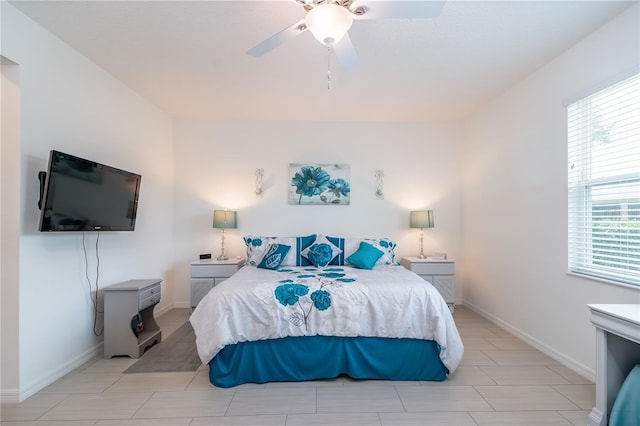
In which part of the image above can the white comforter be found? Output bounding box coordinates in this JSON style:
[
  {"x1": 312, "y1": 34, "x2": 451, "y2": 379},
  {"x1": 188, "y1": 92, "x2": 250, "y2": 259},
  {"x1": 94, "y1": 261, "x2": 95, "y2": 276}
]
[{"x1": 189, "y1": 264, "x2": 464, "y2": 373}]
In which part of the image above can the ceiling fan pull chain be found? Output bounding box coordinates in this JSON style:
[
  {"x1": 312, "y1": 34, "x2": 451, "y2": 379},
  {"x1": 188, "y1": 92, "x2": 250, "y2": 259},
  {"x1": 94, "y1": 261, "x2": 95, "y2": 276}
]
[{"x1": 327, "y1": 45, "x2": 332, "y2": 90}]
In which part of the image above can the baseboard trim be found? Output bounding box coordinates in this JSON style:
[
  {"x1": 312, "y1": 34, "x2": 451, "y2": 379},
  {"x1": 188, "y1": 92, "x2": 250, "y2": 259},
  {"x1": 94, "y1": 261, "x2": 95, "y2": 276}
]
[
  {"x1": 154, "y1": 303, "x2": 174, "y2": 317},
  {"x1": 0, "y1": 388, "x2": 21, "y2": 404},
  {"x1": 167, "y1": 301, "x2": 191, "y2": 310},
  {"x1": 461, "y1": 300, "x2": 595, "y2": 382},
  {"x1": 4, "y1": 301, "x2": 193, "y2": 402},
  {"x1": 17, "y1": 342, "x2": 104, "y2": 402}
]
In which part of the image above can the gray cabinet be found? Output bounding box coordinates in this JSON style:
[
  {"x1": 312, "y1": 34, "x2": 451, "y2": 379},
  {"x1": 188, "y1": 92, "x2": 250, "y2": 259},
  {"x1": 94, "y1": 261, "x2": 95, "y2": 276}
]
[
  {"x1": 190, "y1": 259, "x2": 244, "y2": 308},
  {"x1": 103, "y1": 279, "x2": 162, "y2": 358},
  {"x1": 401, "y1": 257, "x2": 455, "y2": 313}
]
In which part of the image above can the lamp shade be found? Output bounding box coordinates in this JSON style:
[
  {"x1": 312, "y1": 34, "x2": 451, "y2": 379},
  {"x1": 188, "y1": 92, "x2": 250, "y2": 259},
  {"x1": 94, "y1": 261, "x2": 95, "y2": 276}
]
[
  {"x1": 410, "y1": 210, "x2": 434, "y2": 229},
  {"x1": 305, "y1": 4, "x2": 353, "y2": 46},
  {"x1": 212, "y1": 210, "x2": 237, "y2": 229}
]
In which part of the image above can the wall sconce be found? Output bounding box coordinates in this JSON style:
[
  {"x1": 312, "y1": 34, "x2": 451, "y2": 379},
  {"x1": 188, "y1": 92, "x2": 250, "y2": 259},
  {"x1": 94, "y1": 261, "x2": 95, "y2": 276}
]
[
  {"x1": 255, "y1": 168, "x2": 264, "y2": 196},
  {"x1": 212, "y1": 210, "x2": 237, "y2": 261},
  {"x1": 410, "y1": 210, "x2": 434, "y2": 259},
  {"x1": 375, "y1": 170, "x2": 384, "y2": 199}
]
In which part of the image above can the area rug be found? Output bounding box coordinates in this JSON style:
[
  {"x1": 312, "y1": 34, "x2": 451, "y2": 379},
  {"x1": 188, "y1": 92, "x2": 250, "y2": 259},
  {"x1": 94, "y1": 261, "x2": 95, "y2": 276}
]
[{"x1": 123, "y1": 321, "x2": 201, "y2": 373}]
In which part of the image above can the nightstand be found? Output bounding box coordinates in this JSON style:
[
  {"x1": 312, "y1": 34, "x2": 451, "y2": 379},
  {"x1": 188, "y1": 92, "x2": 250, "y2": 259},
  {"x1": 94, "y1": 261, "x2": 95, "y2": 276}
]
[
  {"x1": 103, "y1": 279, "x2": 162, "y2": 358},
  {"x1": 401, "y1": 257, "x2": 455, "y2": 313},
  {"x1": 190, "y1": 258, "x2": 245, "y2": 308}
]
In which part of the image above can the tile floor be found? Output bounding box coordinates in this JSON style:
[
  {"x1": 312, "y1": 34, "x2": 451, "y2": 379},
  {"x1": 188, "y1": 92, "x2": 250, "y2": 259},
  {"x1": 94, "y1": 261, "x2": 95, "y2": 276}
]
[{"x1": 1, "y1": 306, "x2": 594, "y2": 425}]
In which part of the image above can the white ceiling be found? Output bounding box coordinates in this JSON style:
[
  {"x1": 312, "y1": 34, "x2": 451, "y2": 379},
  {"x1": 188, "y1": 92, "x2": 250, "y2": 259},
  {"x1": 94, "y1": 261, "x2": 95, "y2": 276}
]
[{"x1": 9, "y1": 0, "x2": 637, "y2": 122}]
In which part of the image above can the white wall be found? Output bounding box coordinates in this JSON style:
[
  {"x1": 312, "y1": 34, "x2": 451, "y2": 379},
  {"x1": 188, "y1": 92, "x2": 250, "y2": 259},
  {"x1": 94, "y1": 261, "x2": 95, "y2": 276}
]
[
  {"x1": 1, "y1": 3, "x2": 175, "y2": 401},
  {"x1": 172, "y1": 120, "x2": 464, "y2": 307},
  {"x1": 1, "y1": 57, "x2": 21, "y2": 400},
  {"x1": 461, "y1": 4, "x2": 640, "y2": 380}
]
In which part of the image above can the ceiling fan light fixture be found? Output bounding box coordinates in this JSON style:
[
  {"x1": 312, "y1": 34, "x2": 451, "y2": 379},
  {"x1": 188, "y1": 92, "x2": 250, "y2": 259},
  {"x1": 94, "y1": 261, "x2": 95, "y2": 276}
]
[{"x1": 305, "y1": 4, "x2": 353, "y2": 46}]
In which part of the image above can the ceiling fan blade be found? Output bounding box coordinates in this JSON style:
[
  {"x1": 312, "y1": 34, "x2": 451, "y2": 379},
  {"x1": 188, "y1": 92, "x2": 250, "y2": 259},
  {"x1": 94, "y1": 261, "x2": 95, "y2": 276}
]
[
  {"x1": 332, "y1": 33, "x2": 359, "y2": 72},
  {"x1": 246, "y1": 19, "x2": 307, "y2": 57},
  {"x1": 351, "y1": 0, "x2": 445, "y2": 20}
]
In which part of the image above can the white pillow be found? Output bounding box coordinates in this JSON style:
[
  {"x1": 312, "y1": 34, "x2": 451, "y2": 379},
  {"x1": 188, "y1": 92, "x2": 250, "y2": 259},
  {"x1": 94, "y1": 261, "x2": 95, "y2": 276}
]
[{"x1": 244, "y1": 234, "x2": 317, "y2": 266}]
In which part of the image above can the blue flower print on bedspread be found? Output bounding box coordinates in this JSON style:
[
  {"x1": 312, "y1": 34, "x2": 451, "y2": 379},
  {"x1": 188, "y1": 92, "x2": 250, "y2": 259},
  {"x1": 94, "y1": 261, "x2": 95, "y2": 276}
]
[
  {"x1": 310, "y1": 290, "x2": 331, "y2": 311},
  {"x1": 274, "y1": 283, "x2": 309, "y2": 306},
  {"x1": 273, "y1": 267, "x2": 355, "y2": 330},
  {"x1": 318, "y1": 272, "x2": 345, "y2": 279}
]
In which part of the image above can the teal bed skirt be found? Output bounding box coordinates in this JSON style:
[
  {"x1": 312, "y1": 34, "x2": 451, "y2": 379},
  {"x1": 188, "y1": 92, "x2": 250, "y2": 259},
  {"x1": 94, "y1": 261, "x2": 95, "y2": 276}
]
[
  {"x1": 610, "y1": 364, "x2": 640, "y2": 426},
  {"x1": 208, "y1": 335, "x2": 447, "y2": 388}
]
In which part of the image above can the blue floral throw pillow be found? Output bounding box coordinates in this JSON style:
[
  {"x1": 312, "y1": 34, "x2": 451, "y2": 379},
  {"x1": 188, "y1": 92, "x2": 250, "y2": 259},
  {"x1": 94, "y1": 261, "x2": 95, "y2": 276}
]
[
  {"x1": 301, "y1": 235, "x2": 342, "y2": 268},
  {"x1": 346, "y1": 241, "x2": 384, "y2": 270},
  {"x1": 257, "y1": 243, "x2": 291, "y2": 270}
]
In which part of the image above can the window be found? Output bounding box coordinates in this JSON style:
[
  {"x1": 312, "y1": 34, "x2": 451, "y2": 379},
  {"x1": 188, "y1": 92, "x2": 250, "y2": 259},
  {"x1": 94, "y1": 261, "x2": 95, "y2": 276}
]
[{"x1": 568, "y1": 73, "x2": 640, "y2": 286}]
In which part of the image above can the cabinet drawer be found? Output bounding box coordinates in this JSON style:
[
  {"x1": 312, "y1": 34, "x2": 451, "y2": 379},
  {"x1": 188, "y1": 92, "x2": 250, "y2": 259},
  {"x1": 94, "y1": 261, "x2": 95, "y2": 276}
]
[
  {"x1": 139, "y1": 283, "x2": 161, "y2": 310},
  {"x1": 139, "y1": 293, "x2": 160, "y2": 310},
  {"x1": 191, "y1": 278, "x2": 215, "y2": 308},
  {"x1": 409, "y1": 262, "x2": 454, "y2": 275},
  {"x1": 139, "y1": 282, "x2": 161, "y2": 300},
  {"x1": 191, "y1": 264, "x2": 239, "y2": 278},
  {"x1": 432, "y1": 276, "x2": 455, "y2": 304}
]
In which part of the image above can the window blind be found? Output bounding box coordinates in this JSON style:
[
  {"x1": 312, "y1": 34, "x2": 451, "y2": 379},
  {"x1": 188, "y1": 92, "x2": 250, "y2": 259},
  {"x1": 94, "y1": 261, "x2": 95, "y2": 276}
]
[{"x1": 567, "y1": 73, "x2": 640, "y2": 286}]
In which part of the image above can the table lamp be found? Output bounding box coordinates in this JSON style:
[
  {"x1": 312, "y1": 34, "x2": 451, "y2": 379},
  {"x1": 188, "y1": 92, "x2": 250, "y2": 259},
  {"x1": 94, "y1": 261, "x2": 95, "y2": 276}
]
[
  {"x1": 410, "y1": 210, "x2": 434, "y2": 259},
  {"x1": 212, "y1": 210, "x2": 237, "y2": 261}
]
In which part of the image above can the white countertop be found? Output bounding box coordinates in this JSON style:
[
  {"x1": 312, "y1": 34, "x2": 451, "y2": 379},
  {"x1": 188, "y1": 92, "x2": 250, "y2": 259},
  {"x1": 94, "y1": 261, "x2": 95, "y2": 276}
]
[{"x1": 588, "y1": 304, "x2": 640, "y2": 326}]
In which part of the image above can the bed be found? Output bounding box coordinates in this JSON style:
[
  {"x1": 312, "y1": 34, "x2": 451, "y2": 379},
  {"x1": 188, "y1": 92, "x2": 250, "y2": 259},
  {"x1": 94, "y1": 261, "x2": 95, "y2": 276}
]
[{"x1": 189, "y1": 234, "x2": 464, "y2": 388}]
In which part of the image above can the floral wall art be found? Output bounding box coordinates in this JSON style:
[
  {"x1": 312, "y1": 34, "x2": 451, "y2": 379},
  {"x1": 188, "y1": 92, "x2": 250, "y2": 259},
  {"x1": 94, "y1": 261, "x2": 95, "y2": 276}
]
[{"x1": 289, "y1": 163, "x2": 351, "y2": 205}]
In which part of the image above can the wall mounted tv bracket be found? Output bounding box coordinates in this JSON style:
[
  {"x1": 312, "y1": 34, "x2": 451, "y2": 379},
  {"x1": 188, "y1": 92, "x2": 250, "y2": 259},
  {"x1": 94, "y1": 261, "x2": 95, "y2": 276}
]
[{"x1": 37, "y1": 171, "x2": 46, "y2": 210}]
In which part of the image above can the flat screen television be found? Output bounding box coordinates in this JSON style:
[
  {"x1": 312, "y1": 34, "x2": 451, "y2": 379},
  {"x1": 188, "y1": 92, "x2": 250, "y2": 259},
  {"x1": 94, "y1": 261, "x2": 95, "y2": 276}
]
[{"x1": 38, "y1": 150, "x2": 141, "y2": 232}]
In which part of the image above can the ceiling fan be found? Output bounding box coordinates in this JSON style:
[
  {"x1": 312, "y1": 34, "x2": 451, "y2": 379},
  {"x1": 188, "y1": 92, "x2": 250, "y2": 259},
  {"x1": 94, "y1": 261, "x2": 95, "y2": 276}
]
[{"x1": 246, "y1": 0, "x2": 445, "y2": 71}]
